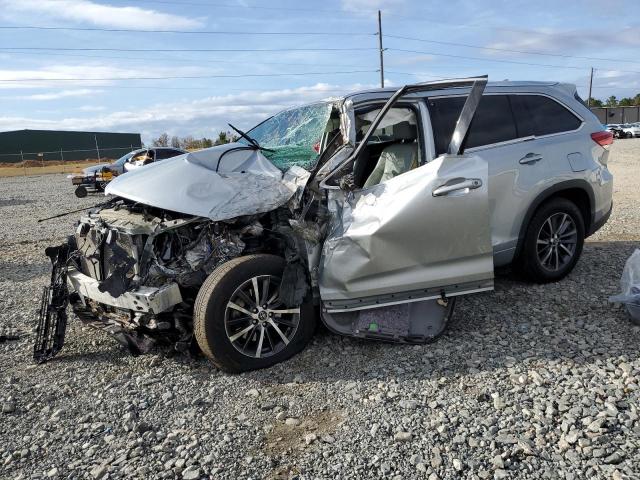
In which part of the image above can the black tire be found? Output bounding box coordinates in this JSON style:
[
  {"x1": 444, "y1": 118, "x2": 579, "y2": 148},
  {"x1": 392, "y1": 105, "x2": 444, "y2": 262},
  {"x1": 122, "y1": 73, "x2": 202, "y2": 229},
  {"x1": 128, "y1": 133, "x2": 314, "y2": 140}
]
[
  {"x1": 194, "y1": 254, "x2": 316, "y2": 373},
  {"x1": 74, "y1": 186, "x2": 88, "y2": 198},
  {"x1": 521, "y1": 197, "x2": 585, "y2": 283}
]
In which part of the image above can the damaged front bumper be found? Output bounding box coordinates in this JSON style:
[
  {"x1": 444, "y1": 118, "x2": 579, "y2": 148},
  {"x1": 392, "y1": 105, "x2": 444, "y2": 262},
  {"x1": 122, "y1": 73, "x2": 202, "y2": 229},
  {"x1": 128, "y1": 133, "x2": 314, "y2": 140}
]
[{"x1": 67, "y1": 268, "x2": 182, "y2": 313}]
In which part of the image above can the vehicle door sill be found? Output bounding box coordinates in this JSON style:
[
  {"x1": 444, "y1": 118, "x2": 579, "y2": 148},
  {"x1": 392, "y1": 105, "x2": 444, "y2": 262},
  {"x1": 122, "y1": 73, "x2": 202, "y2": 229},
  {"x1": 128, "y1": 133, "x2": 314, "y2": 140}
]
[{"x1": 322, "y1": 280, "x2": 494, "y2": 313}]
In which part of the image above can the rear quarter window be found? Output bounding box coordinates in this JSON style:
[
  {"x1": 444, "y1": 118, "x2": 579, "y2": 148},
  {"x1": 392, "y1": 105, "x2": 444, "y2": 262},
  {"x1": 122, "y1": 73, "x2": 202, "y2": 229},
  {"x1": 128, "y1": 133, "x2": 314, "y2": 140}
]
[{"x1": 517, "y1": 95, "x2": 582, "y2": 136}]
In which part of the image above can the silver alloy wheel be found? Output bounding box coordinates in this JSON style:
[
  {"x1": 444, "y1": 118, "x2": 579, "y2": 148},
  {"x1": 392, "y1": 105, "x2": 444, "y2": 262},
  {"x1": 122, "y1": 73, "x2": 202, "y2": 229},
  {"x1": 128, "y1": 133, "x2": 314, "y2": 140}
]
[
  {"x1": 536, "y1": 212, "x2": 578, "y2": 272},
  {"x1": 224, "y1": 275, "x2": 300, "y2": 359}
]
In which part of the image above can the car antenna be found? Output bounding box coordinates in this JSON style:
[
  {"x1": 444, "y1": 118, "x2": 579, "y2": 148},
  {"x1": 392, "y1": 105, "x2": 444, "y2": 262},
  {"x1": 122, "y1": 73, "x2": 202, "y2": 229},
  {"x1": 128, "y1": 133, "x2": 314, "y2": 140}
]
[{"x1": 37, "y1": 200, "x2": 111, "y2": 223}]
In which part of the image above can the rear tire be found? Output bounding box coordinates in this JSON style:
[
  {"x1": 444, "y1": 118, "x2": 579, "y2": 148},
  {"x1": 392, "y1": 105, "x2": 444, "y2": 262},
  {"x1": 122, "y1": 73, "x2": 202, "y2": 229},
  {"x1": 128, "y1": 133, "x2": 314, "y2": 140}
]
[
  {"x1": 521, "y1": 198, "x2": 585, "y2": 283},
  {"x1": 194, "y1": 254, "x2": 315, "y2": 373}
]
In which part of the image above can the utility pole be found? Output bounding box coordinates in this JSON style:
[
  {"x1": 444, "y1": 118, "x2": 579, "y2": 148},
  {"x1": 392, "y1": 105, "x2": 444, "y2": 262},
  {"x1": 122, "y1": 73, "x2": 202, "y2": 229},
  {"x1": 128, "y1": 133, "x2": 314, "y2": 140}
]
[
  {"x1": 377, "y1": 10, "x2": 384, "y2": 88},
  {"x1": 587, "y1": 67, "x2": 594, "y2": 107},
  {"x1": 94, "y1": 134, "x2": 101, "y2": 161}
]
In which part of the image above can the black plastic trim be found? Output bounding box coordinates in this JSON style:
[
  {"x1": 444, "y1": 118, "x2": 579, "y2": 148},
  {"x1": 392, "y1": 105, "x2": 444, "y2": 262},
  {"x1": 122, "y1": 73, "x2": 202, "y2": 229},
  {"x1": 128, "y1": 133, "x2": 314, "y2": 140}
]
[{"x1": 588, "y1": 200, "x2": 612, "y2": 237}]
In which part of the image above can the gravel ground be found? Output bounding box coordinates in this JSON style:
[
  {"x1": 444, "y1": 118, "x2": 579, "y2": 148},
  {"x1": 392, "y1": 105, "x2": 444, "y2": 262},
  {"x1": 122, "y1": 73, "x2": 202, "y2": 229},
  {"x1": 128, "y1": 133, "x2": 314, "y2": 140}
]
[{"x1": 1, "y1": 140, "x2": 639, "y2": 480}]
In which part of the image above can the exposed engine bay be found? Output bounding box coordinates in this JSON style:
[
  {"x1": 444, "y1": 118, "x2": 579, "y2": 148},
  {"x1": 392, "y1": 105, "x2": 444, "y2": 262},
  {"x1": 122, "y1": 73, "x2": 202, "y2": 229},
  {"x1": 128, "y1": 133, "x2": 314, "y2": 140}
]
[{"x1": 37, "y1": 194, "x2": 322, "y2": 357}]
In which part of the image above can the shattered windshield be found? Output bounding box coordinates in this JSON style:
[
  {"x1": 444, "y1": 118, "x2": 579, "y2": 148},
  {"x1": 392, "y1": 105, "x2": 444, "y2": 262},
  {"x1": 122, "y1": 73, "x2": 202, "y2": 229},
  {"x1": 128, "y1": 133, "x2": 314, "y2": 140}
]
[{"x1": 241, "y1": 102, "x2": 333, "y2": 171}]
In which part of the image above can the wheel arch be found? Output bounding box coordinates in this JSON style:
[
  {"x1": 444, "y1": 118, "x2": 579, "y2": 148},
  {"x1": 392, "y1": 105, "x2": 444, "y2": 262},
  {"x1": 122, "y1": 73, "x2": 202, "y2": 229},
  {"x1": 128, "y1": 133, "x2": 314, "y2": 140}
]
[{"x1": 514, "y1": 180, "x2": 594, "y2": 260}]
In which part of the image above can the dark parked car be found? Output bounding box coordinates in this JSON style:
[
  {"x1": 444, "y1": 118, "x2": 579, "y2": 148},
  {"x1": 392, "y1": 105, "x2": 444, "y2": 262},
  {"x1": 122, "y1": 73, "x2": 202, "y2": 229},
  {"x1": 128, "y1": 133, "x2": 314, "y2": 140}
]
[
  {"x1": 123, "y1": 147, "x2": 187, "y2": 172},
  {"x1": 71, "y1": 147, "x2": 187, "y2": 197}
]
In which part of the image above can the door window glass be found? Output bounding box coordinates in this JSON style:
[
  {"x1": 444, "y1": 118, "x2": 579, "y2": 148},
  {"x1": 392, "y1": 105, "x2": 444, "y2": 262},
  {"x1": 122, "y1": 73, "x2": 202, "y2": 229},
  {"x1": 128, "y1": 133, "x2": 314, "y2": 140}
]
[
  {"x1": 427, "y1": 95, "x2": 517, "y2": 154},
  {"x1": 466, "y1": 95, "x2": 517, "y2": 148}
]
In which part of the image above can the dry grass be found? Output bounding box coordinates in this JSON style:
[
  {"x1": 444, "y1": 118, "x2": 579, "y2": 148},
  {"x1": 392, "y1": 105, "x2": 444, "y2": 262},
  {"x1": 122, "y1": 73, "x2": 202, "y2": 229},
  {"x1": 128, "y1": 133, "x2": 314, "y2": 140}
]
[{"x1": 0, "y1": 159, "x2": 109, "y2": 178}]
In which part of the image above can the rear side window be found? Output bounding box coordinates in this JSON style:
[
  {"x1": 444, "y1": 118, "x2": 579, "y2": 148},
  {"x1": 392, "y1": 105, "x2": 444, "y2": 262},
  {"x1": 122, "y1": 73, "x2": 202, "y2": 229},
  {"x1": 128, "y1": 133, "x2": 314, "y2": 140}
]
[
  {"x1": 155, "y1": 149, "x2": 182, "y2": 160},
  {"x1": 427, "y1": 95, "x2": 517, "y2": 153},
  {"x1": 465, "y1": 95, "x2": 517, "y2": 149},
  {"x1": 517, "y1": 95, "x2": 582, "y2": 136},
  {"x1": 426, "y1": 96, "x2": 465, "y2": 155}
]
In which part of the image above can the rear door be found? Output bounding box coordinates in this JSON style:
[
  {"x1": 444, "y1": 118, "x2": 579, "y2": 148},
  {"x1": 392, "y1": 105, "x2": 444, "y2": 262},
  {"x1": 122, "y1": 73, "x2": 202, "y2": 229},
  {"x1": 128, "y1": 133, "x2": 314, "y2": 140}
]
[
  {"x1": 427, "y1": 93, "x2": 561, "y2": 261},
  {"x1": 319, "y1": 78, "x2": 494, "y2": 311}
]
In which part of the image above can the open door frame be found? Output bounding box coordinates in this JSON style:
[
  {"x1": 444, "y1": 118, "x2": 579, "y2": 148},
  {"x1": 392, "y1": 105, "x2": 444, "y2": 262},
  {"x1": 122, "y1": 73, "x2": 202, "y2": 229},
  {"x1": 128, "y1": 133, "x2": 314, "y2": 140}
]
[{"x1": 319, "y1": 75, "x2": 488, "y2": 190}]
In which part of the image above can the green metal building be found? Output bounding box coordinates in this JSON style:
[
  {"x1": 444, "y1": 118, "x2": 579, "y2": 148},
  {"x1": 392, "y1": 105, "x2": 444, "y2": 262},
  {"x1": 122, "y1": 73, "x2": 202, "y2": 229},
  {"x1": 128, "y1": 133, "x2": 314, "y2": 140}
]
[{"x1": 0, "y1": 129, "x2": 142, "y2": 163}]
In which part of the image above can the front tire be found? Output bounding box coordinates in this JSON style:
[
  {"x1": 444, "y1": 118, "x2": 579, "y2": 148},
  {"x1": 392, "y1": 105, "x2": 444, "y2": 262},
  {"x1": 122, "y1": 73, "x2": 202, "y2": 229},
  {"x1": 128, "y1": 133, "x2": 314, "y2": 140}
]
[
  {"x1": 194, "y1": 254, "x2": 315, "y2": 373},
  {"x1": 521, "y1": 198, "x2": 585, "y2": 283},
  {"x1": 74, "y1": 186, "x2": 87, "y2": 198}
]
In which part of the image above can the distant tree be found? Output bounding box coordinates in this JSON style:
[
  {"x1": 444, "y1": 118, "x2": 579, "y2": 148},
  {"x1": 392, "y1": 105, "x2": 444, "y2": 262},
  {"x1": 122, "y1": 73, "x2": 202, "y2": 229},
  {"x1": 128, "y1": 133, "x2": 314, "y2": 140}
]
[
  {"x1": 605, "y1": 96, "x2": 618, "y2": 107},
  {"x1": 153, "y1": 133, "x2": 169, "y2": 147},
  {"x1": 180, "y1": 136, "x2": 196, "y2": 150},
  {"x1": 633, "y1": 93, "x2": 640, "y2": 106},
  {"x1": 215, "y1": 131, "x2": 229, "y2": 145},
  {"x1": 170, "y1": 135, "x2": 181, "y2": 148},
  {"x1": 587, "y1": 97, "x2": 603, "y2": 107},
  {"x1": 619, "y1": 97, "x2": 635, "y2": 107},
  {"x1": 201, "y1": 137, "x2": 213, "y2": 148}
]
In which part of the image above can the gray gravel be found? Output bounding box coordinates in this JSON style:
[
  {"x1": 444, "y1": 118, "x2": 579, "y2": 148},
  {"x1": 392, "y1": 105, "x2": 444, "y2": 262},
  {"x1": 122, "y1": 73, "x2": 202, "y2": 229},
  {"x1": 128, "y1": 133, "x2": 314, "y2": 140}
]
[{"x1": 1, "y1": 140, "x2": 640, "y2": 480}]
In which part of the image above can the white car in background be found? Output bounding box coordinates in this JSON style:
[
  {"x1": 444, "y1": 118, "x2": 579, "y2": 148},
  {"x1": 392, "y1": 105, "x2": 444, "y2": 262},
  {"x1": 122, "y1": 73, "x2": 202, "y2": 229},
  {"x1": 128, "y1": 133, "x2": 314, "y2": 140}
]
[{"x1": 620, "y1": 123, "x2": 640, "y2": 138}]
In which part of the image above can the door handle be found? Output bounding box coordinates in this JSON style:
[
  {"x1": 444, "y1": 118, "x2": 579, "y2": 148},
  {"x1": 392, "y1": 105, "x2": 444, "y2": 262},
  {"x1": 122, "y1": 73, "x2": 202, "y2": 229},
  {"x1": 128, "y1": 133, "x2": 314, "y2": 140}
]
[
  {"x1": 519, "y1": 152, "x2": 543, "y2": 165},
  {"x1": 433, "y1": 178, "x2": 482, "y2": 197}
]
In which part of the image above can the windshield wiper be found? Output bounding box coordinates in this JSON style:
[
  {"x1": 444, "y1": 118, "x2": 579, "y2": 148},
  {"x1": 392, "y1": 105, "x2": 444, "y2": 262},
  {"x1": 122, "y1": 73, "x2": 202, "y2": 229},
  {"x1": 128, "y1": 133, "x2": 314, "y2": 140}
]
[{"x1": 228, "y1": 123, "x2": 275, "y2": 153}]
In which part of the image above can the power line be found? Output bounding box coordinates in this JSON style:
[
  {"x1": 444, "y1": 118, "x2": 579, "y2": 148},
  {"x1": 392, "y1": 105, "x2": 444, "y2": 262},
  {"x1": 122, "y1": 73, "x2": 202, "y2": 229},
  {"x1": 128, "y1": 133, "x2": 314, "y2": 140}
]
[
  {"x1": 104, "y1": 0, "x2": 349, "y2": 14},
  {"x1": 38, "y1": 0, "x2": 630, "y2": 41},
  {"x1": 0, "y1": 25, "x2": 374, "y2": 36},
  {"x1": 1, "y1": 85, "x2": 364, "y2": 94},
  {"x1": 0, "y1": 69, "x2": 378, "y2": 82},
  {"x1": 105, "y1": 0, "x2": 617, "y2": 39},
  {"x1": 0, "y1": 46, "x2": 377, "y2": 53},
  {"x1": 0, "y1": 50, "x2": 374, "y2": 69},
  {"x1": 387, "y1": 48, "x2": 640, "y2": 75},
  {"x1": 385, "y1": 34, "x2": 640, "y2": 66}
]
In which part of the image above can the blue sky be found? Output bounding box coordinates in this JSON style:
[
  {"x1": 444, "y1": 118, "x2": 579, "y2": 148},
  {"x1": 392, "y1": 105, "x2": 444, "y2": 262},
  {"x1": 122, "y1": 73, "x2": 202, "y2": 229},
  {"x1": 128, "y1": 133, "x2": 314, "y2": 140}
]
[{"x1": 0, "y1": 0, "x2": 638, "y2": 143}]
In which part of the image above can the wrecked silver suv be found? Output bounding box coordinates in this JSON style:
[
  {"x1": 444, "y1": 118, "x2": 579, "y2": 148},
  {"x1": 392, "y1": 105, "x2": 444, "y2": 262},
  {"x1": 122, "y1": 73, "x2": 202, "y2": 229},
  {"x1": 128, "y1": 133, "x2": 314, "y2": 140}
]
[{"x1": 36, "y1": 76, "x2": 613, "y2": 372}]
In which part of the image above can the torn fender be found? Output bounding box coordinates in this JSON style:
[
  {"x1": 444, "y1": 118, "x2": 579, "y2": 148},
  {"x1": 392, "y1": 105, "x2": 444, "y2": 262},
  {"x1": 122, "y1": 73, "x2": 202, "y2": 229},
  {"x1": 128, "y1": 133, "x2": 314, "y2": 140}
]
[{"x1": 105, "y1": 143, "x2": 310, "y2": 221}]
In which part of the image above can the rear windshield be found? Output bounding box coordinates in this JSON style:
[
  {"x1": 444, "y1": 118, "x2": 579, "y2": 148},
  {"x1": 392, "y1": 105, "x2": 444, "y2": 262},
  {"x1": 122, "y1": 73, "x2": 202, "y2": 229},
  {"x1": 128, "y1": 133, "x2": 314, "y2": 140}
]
[{"x1": 241, "y1": 102, "x2": 333, "y2": 171}]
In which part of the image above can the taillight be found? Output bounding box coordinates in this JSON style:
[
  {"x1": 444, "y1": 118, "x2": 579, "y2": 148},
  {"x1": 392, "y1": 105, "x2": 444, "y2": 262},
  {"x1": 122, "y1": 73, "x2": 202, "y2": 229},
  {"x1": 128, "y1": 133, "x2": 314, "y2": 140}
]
[{"x1": 591, "y1": 131, "x2": 613, "y2": 148}]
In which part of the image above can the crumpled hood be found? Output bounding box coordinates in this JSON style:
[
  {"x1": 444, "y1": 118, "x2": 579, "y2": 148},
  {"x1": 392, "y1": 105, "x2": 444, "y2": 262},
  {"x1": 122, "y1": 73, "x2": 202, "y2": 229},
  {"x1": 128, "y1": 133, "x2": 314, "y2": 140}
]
[{"x1": 105, "y1": 143, "x2": 310, "y2": 221}]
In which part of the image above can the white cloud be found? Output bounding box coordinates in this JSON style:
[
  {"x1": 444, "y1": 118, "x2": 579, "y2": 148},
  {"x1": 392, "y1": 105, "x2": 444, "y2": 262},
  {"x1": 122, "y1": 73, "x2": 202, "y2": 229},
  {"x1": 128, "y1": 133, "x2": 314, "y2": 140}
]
[
  {"x1": 486, "y1": 27, "x2": 640, "y2": 56},
  {"x1": 0, "y1": 63, "x2": 206, "y2": 89},
  {"x1": 16, "y1": 88, "x2": 100, "y2": 100},
  {"x1": 0, "y1": 0, "x2": 203, "y2": 29},
  {"x1": 78, "y1": 104, "x2": 106, "y2": 111},
  {"x1": 0, "y1": 83, "x2": 377, "y2": 142}
]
